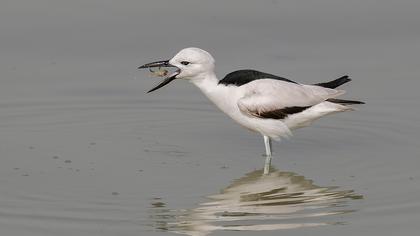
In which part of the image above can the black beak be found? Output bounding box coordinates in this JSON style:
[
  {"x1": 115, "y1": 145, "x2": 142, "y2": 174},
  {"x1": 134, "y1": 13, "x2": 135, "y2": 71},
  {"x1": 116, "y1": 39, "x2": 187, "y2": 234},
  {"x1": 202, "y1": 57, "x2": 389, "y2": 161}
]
[
  {"x1": 138, "y1": 60, "x2": 180, "y2": 93},
  {"x1": 138, "y1": 60, "x2": 175, "y2": 70}
]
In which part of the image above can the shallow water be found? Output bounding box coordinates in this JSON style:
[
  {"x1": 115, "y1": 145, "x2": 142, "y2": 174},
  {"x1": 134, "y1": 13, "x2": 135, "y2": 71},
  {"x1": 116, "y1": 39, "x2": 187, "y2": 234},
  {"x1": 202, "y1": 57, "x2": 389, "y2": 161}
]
[
  {"x1": 149, "y1": 168, "x2": 362, "y2": 236},
  {"x1": 1, "y1": 1, "x2": 420, "y2": 235}
]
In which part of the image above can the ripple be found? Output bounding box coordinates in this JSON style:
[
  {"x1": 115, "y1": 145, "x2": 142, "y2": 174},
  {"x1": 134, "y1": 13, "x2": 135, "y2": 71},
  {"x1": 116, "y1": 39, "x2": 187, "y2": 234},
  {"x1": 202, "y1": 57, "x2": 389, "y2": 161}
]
[{"x1": 148, "y1": 168, "x2": 362, "y2": 235}]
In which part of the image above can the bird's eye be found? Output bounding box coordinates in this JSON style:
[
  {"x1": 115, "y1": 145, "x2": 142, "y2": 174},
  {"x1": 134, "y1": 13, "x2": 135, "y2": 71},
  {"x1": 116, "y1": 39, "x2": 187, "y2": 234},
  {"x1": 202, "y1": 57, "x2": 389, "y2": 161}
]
[{"x1": 181, "y1": 61, "x2": 190, "y2": 65}]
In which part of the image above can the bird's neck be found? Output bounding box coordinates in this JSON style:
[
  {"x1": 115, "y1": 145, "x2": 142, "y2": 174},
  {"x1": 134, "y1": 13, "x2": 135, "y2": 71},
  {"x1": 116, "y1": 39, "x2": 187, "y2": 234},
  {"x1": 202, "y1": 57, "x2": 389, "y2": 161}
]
[
  {"x1": 190, "y1": 72, "x2": 235, "y2": 113},
  {"x1": 190, "y1": 72, "x2": 220, "y2": 94}
]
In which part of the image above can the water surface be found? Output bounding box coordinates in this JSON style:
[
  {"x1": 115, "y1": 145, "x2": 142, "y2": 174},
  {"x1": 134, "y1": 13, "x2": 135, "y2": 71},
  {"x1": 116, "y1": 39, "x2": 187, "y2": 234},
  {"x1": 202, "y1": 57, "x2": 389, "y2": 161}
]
[{"x1": 1, "y1": 1, "x2": 420, "y2": 235}]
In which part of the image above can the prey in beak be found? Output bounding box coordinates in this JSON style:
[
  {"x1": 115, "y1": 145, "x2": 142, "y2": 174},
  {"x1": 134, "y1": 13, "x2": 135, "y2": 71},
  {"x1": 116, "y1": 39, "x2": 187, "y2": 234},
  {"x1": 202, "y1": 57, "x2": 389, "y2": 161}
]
[{"x1": 138, "y1": 60, "x2": 180, "y2": 93}]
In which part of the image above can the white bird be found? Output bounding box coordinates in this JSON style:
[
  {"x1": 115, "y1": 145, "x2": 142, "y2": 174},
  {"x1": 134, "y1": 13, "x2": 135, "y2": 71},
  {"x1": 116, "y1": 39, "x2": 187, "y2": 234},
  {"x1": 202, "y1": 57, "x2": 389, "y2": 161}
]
[{"x1": 138, "y1": 47, "x2": 364, "y2": 174}]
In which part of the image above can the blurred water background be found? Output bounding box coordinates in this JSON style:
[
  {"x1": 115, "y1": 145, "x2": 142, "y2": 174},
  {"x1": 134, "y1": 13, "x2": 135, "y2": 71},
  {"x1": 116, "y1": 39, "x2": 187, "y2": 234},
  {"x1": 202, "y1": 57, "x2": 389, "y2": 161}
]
[{"x1": 1, "y1": 1, "x2": 419, "y2": 235}]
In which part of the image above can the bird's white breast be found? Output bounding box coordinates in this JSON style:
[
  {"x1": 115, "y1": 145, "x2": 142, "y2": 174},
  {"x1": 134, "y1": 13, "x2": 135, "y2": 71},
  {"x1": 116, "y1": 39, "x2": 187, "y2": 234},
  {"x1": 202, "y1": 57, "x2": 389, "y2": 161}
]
[{"x1": 191, "y1": 76, "x2": 292, "y2": 139}]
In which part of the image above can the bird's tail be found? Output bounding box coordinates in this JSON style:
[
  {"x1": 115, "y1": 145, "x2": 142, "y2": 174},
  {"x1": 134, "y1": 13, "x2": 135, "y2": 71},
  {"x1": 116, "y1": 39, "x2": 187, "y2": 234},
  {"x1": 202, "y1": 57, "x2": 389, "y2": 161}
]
[
  {"x1": 316, "y1": 75, "x2": 365, "y2": 105},
  {"x1": 315, "y1": 75, "x2": 351, "y2": 89},
  {"x1": 326, "y1": 98, "x2": 365, "y2": 105}
]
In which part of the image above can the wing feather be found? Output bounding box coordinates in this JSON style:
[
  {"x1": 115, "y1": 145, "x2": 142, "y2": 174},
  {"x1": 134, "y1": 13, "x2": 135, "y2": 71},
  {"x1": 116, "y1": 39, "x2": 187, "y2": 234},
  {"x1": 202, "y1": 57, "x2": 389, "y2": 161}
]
[{"x1": 237, "y1": 79, "x2": 345, "y2": 119}]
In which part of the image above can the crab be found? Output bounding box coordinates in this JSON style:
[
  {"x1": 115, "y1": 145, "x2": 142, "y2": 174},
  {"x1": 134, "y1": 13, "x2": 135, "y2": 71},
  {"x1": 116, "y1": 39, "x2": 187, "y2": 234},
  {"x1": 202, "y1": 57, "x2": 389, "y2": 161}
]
[{"x1": 149, "y1": 67, "x2": 169, "y2": 77}]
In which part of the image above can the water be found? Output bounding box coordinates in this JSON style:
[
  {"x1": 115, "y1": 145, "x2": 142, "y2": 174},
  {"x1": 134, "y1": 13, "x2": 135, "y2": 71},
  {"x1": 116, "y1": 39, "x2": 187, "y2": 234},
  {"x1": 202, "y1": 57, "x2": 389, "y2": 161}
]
[
  {"x1": 149, "y1": 169, "x2": 362, "y2": 235},
  {"x1": 1, "y1": 1, "x2": 420, "y2": 235}
]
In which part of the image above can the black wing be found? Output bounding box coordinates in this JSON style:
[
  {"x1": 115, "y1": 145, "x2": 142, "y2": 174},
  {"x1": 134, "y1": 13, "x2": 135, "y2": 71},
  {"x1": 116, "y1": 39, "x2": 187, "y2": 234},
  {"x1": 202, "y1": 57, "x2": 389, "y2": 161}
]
[{"x1": 219, "y1": 70, "x2": 298, "y2": 86}]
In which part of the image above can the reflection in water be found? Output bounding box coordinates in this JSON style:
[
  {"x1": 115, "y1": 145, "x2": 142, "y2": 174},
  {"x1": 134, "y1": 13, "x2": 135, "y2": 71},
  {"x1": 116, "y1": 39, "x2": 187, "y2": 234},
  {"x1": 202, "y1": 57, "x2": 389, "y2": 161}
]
[{"x1": 149, "y1": 167, "x2": 362, "y2": 236}]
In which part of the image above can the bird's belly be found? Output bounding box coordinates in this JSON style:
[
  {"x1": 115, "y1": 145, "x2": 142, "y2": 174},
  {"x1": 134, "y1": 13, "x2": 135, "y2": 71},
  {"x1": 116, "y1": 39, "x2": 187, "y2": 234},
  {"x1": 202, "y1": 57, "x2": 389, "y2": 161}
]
[
  {"x1": 215, "y1": 101, "x2": 348, "y2": 139},
  {"x1": 203, "y1": 86, "x2": 291, "y2": 139},
  {"x1": 216, "y1": 103, "x2": 292, "y2": 139}
]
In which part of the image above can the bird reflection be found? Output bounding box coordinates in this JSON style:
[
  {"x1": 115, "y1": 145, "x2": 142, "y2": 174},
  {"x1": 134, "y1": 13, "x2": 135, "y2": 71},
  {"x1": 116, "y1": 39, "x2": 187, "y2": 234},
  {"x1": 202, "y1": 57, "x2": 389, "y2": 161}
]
[{"x1": 148, "y1": 167, "x2": 362, "y2": 236}]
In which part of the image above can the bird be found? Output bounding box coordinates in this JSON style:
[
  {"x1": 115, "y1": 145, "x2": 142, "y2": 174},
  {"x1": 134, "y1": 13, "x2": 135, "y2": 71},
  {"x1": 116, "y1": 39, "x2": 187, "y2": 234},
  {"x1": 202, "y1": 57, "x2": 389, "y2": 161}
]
[{"x1": 138, "y1": 47, "x2": 364, "y2": 174}]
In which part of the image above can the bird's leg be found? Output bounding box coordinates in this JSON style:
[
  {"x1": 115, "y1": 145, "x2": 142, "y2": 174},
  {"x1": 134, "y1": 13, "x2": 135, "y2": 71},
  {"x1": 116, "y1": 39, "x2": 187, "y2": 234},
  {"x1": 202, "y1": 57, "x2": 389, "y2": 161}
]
[{"x1": 263, "y1": 135, "x2": 272, "y2": 175}]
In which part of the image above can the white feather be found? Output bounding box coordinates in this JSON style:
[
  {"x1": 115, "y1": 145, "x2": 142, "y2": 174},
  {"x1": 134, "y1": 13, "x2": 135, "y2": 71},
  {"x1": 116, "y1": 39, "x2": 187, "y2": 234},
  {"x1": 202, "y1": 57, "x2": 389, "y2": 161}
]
[
  {"x1": 237, "y1": 79, "x2": 344, "y2": 118},
  {"x1": 191, "y1": 76, "x2": 350, "y2": 140},
  {"x1": 167, "y1": 48, "x2": 356, "y2": 140}
]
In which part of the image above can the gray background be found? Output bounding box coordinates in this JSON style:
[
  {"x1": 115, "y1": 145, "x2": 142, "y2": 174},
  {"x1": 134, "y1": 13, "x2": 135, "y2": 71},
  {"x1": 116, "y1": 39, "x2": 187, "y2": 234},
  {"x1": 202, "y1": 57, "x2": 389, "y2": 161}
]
[{"x1": 1, "y1": 0, "x2": 419, "y2": 235}]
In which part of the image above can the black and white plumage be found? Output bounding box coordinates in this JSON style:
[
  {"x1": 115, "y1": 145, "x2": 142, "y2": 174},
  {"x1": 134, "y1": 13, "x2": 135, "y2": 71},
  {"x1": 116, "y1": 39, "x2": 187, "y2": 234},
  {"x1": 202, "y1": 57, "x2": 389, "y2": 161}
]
[
  {"x1": 219, "y1": 69, "x2": 298, "y2": 86},
  {"x1": 138, "y1": 48, "x2": 364, "y2": 174}
]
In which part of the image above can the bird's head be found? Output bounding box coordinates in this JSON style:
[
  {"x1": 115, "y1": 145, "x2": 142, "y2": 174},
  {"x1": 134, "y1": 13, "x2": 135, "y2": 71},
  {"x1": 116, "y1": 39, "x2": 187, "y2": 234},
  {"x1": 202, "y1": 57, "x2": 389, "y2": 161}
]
[{"x1": 138, "y1": 47, "x2": 215, "y2": 93}]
